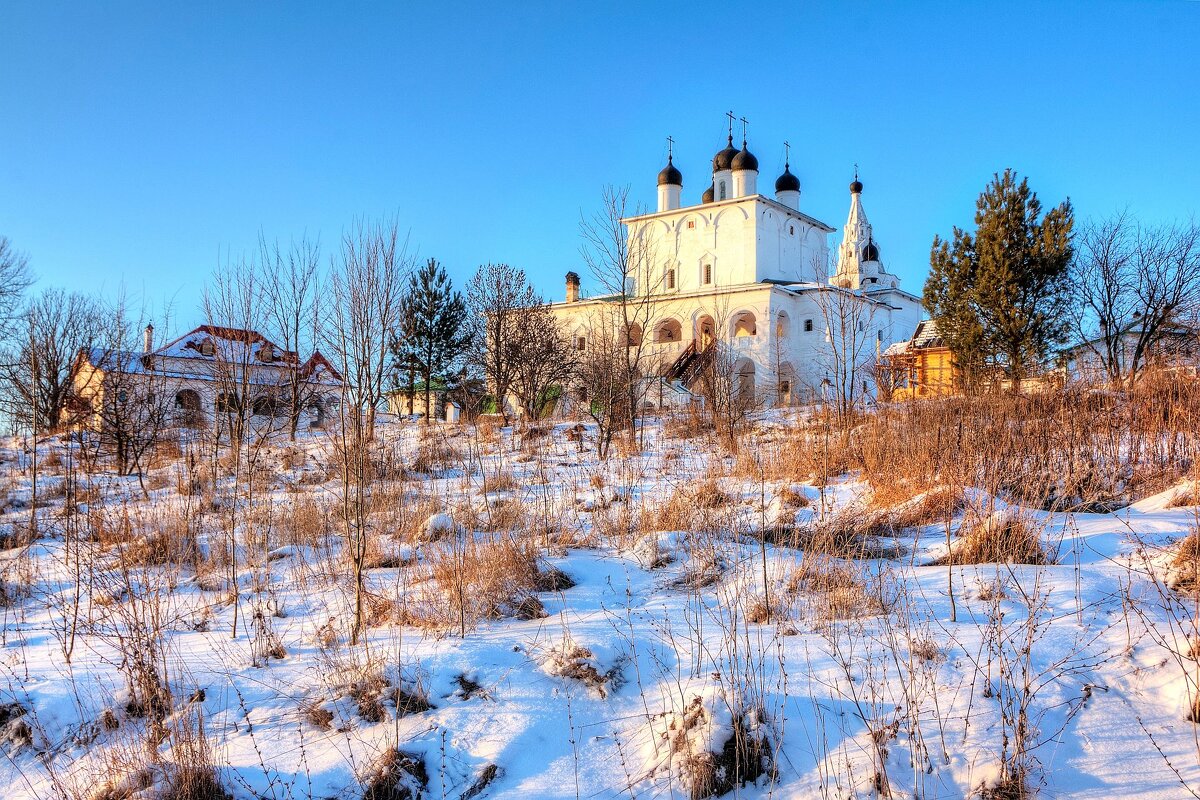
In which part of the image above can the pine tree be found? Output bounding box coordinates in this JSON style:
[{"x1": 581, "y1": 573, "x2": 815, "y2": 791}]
[
  {"x1": 925, "y1": 169, "x2": 1074, "y2": 388},
  {"x1": 390, "y1": 259, "x2": 470, "y2": 423}
]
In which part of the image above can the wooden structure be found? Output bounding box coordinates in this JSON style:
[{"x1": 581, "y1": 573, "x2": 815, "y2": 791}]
[{"x1": 880, "y1": 320, "x2": 957, "y2": 400}]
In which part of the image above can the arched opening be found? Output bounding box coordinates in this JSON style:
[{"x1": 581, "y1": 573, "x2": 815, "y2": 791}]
[
  {"x1": 622, "y1": 323, "x2": 643, "y2": 348},
  {"x1": 718, "y1": 180, "x2": 727, "y2": 200},
  {"x1": 734, "y1": 359, "x2": 755, "y2": 406},
  {"x1": 731, "y1": 311, "x2": 757, "y2": 338},
  {"x1": 777, "y1": 362, "x2": 796, "y2": 406},
  {"x1": 252, "y1": 395, "x2": 278, "y2": 417},
  {"x1": 215, "y1": 392, "x2": 240, "y2": 414},
  {"x1": 775, "y1": 311, "x2": 790, "y2": 339},
  {"x1": 174, "y1": 389, "x2": 201, "y2": 412},
  {"x1": 695, "y1": 315, "x2": 716, "y2": 348},
  {"x1": 654, "y1": 318, "x2": 682, "y2": 343}
]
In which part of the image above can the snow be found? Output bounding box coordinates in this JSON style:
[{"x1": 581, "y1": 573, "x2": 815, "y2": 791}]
[{"x1": 1, "y1": 416, "x2": 1199, "y2": 798}]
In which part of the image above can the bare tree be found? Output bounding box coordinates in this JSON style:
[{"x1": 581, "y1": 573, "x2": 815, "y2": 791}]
[
  {"x1": 259, "y1": 234, "x2": 323, "y2": 439},
  {"x1": 1070, "y1": 214, "x2": 1200, "y2": 383},
  {"x1": 325, "y1": 217, "x2": 409, "y2": 644},
  {"x1": 74, "y1": 299, "x2": 175, "y2": 491},
  {"x1": 0, "y1": 237, "x2": 34, "y2": 341},
  {"x1": 813, "y1": 283, "x2": 879, "y2": 420},
  {"x1": 0, "y1": 287, "x2": 102, "y2": 431},
  {"x1": 510, "y1": 302, "x2": 576, "y2": 420},
  {"x1": 203, "y1": 257, "x2": 266, "y2": 447},
  {"x1": 465, "y1": 263, "x2": 537, "y2": 424},
  {"x1": 574, "y1": 309, "x2": 632, "y2": 459},
  {"x1": 579, "y1": 186, "x2": 662, "y2": 440},
  {"x1": 696, "y1": 306, "x2": 760, "y2": 452}
]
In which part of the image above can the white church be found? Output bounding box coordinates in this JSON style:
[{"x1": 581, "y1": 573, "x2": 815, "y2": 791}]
[{"x1": 549, "y1": 124, "x2": 923, "y2": 408}]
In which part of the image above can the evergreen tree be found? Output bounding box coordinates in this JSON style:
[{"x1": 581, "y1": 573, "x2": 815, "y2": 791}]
[
  {"x1": 925, "y1": 169, "x2": 1074, "y2": 387},
  {"x1": 390, "y1": 259, "x2": 470, "y2": 423}
]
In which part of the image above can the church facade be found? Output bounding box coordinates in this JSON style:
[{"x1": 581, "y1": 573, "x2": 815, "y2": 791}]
[{"x1": 549, "y1": 128, "x2": 923, "y2": 408}]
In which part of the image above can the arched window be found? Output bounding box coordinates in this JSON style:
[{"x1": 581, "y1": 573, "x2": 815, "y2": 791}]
[
  {"x1": 216, "y1": 392, "x2": 240, "y2": 414},
  {"x1": 252, "y1": 395, "x2": 278, "y2": 417},
  {"x1": 775, "y1": 312, "x2": 789, "y2": 339},
  {"x1": 654, "y1": 319, "x2": 682, "y2": 343},
  {"x1": 731, "y1": 311, "x2": 757, "y2": 338},
  {"x1": 622, "y1": 323, "x2": 643, "y2": 347},
  {"x1": 175, "y1": 389, "x2": 201, "y2": 412},
  {"x1": 804, "y1": 319, "x2": 813, "y2": 332},
  {"x1": 718, "y1": 180, "x2": 727, "y2": 200}
]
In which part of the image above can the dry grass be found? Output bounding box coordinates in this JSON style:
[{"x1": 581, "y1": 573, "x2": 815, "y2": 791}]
[
  {"x1": 280, "y1": 496, "x2": 329, "y2": 548},
  {"x1": 362, "y1": 749, "x2": 428, "y2": 800},
  {"x1": 765, "y1": 513, "x2": 900, "y2": 560},
  {"x1": 162, "y1": 709, "x2": 232, "y2": 800},
  {"x1": 410, "y1": 438, "x2": 462, "y2": 475},
  {"x1": 1168, "y1": 484, "x2": 1199, "y2": 509},
  {"x1": 1171, "y1": 527, "x2": 1200, "y2": 592},
  {"x1": 646, "y1": 480, "x2": 733, "y2": 533},
  {"x1": 857, "y1": 384, "x2": 1200, "y2": 514},
  {"x1": 400, "y1": 534, "x2": 550, "y2": 631},
  {"x1": 777, "y1": 485, "x2": 810, "y2": 508},
  {"x1": 932, "y1": 511, "x2": 1050, "y2": 566},
  {"x1": 785, "y1": 556, "x2": 890, "y2": 622}
]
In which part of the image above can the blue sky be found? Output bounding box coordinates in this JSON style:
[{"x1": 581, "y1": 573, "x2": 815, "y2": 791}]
[{"x1": 2, "y1": 1, "x2": 1197, "y2": 325}]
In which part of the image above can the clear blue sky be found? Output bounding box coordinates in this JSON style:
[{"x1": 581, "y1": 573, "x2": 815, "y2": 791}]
[{"x1": 2, "y1": 1, "x2": 1196, "y2": 325}]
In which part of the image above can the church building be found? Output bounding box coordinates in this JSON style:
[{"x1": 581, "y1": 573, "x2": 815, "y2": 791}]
[{"x1": 549, "y1": 123, "x2": 923, "y2": 408}]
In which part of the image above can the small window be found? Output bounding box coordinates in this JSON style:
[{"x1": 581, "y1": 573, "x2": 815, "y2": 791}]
[
  {"x1": 877, "y1": 330, "x2": 883, "y2": 342},
  {"x1": 576, "y1": 336, "x2": 586, "y2": 351},
  {"x1": 687, "y1": 220, "x2": 695, "y2": 229},
  {"x1": 858, "y1": 321, "x2": 865, "y2": 332},
  {"x1": 804, "y1": 319, "x2": 813, "y2": 332},
  {"x1": 200, "y1": 340, "x2": 215, "y2": 357},
  {"x1": 703, "y1": 263, "x2": 712, "y2": 284},
  {"x1": 718, "y1": 181, "x2": 727, "y2": 200},
  {"x1": 117, "y1": 390, "x2": 128, "y2": 403},
  {"x1": 666, "y1": 269, "x2": 676, "y2": 290},
  {"x1": 789, "y1": 225, "x2": 795, "y2": 235}
]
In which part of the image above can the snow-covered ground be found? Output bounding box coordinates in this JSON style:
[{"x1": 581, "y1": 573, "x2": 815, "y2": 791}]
[{"x1": 2, "y1": 413, "x2": 1200, "y2": 799}]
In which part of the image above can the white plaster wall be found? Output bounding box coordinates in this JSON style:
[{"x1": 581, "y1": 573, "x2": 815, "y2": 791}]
[{"x1": 627, "y1": 197, "x2": 831, "y2": 297}]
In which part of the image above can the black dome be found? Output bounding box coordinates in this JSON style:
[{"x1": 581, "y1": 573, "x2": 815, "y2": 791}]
[
  {"x1": 775, "y1": 164, "x2": 800, "y2": 193},
  {"x1": 732, "y1": 142, "x2": 758, "y2": 172},
  {"x1": 657, "y1": 155, "x2": 682, "y2": 186},
  {"x1": 702, "y1": 183, "x2": 715, "y2": 204},
  {"x1": 862, "y1": 240, "x2": 881, "y2": 262},
  {"x1": 850, "y1": 178, "x2": 863, "y2": 194},
  {"x1": 712, "y1": 135, "x2": 738, "y2": 172}
]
